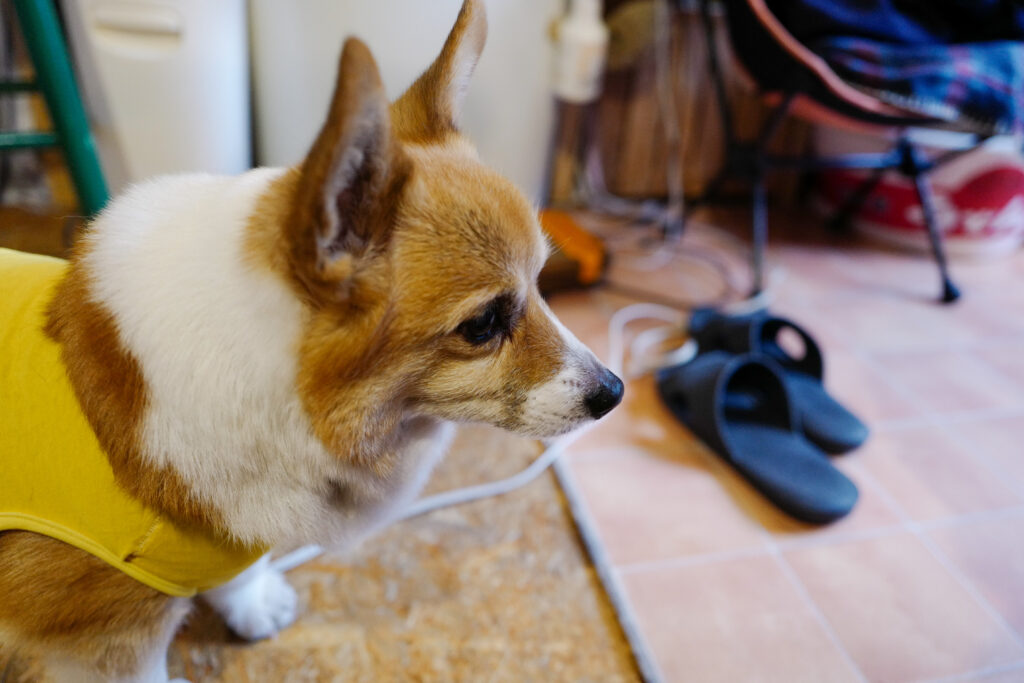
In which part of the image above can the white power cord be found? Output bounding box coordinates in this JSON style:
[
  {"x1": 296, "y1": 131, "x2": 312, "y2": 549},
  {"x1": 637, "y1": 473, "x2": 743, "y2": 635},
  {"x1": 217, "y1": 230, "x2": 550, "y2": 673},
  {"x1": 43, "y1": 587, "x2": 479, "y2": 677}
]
[
  {"x1": 401, "y1": 303, "x2": 694, "y2": 519},
  {"x1": 399, "y1": 432, "x2": 579, "y2": 519},
  {"x1": 270, "y1": 302, "x2": 698, "y2": 572}
]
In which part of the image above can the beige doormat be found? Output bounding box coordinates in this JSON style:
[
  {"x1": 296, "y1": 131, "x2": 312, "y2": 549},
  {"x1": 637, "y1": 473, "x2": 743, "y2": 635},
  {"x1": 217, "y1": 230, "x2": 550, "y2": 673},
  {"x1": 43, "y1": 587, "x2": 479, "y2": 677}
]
[{"x1": 163, "y1": 424, "x2": 639, "y2": 682}]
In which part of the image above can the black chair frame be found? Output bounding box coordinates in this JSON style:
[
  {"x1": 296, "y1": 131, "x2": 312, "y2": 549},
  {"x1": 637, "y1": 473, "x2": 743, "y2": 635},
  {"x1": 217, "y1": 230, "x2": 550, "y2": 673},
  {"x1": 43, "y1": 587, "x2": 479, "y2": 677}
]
[{"x1": 683, "y1": 0, "x2": 991, "y2": 303}]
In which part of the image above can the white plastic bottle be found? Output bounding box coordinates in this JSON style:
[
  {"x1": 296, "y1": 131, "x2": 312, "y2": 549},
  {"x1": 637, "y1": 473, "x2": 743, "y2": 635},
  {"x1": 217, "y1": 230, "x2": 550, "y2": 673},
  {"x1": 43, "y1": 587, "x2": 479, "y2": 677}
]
[{"x1": 552, "y1": 0, "x2": 609, "y2": 103}]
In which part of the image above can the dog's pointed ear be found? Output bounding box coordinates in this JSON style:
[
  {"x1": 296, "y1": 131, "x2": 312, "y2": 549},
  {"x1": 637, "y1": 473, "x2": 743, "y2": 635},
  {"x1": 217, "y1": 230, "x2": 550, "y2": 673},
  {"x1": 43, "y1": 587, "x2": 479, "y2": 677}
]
[
  {"x1": 288, "y1": 38, "x2": 408, "y2": 301},
  {"x1": 391, "y1": 0, "x2": 487, "y2": 142}
]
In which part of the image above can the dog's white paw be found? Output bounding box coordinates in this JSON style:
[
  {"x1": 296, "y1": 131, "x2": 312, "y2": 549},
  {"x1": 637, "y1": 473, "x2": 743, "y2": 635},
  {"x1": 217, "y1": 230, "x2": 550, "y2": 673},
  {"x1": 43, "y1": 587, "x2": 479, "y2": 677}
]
[
  {"x1": 206, "y1": 566, "x2": 298, "y2": 641},
  {"x1": 227, "y1": 568, "x2": 297, "y2": 640}
]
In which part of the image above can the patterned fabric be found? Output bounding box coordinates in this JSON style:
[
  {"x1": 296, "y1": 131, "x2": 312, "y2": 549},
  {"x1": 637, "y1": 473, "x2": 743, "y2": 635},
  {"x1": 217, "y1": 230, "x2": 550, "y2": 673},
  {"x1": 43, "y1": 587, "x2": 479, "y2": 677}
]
[
  {"x1": 767, "y1": 0, "x2": 1024, "y2": 134},
  {"x1": 815, "y1": 37, "x2": 1024, "y2": 135},
  {"x1": 772, "y1": 0, "x2": 1024, "y2": 46}
]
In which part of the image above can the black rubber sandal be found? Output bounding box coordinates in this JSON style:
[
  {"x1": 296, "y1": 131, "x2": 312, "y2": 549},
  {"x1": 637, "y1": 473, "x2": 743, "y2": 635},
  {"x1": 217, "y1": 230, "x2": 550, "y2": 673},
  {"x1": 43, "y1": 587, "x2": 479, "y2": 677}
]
[
  {"x1": 688, "y1": 308, "x2": 869, "y2": 454},
  {"x1": 656, "y1": 351, "x2": 858, "y2": 524}
]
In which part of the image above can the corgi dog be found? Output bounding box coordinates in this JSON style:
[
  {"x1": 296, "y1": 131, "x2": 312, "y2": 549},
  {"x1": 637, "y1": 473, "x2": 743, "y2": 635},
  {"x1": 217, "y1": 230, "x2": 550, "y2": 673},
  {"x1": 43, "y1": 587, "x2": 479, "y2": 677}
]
[{"x1": 0, "y1": 1, "x2": 623, "y2": 681}]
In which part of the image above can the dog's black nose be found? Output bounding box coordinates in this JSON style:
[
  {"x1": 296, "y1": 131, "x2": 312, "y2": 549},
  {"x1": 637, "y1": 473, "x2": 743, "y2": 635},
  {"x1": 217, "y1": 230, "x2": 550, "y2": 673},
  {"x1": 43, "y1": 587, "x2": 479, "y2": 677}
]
[{"x1": 584, "y1": 369, "x2": 624, "y2": 419}]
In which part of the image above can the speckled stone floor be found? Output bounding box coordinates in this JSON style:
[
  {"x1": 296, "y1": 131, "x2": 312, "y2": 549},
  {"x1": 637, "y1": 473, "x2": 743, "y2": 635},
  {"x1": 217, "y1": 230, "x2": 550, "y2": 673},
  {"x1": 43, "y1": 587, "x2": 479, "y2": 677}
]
[{"x1": 166, "y1": 425, "x2": 638, "y2": 682}]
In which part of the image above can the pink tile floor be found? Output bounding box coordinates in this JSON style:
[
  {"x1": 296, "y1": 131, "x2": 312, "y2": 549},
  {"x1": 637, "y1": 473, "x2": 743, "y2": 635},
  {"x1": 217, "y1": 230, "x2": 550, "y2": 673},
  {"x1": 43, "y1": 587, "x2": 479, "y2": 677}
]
[{"x1": 549, "y1": 208, "x2": 1024, "y2": 682}]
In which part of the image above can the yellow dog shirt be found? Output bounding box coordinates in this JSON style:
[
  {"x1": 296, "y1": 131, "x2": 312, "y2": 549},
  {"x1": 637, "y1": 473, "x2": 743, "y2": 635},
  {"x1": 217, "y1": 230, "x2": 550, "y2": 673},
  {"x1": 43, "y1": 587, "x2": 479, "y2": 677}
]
[{"x1": 0, "y1": 248, "x2": 265, "y2": 596}]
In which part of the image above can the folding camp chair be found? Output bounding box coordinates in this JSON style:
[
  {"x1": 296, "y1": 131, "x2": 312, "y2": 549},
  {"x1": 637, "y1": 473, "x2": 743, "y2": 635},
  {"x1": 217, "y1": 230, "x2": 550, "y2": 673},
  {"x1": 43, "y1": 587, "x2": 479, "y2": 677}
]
[{"x1": 686, "y1": 0, "x2": 999, "y2": 303}]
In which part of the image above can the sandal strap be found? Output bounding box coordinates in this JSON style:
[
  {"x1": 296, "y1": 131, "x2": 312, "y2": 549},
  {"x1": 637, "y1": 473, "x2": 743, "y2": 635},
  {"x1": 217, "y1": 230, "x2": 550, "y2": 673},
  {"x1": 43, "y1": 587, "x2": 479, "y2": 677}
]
[
  {"x1": 687, "y1": 306, "x2": 766, "y2": 353},
  {"x1": 659, "y1": 351, "x2": 796, "y2": 462},
  {"x1": 721, "y1": 315, "x2": 824, "y2": 379}
]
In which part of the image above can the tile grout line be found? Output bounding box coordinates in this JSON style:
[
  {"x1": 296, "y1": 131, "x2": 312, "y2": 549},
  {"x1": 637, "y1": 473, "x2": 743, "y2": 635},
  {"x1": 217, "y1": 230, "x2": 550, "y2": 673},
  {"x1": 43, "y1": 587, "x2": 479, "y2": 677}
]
[
  {"x1": 550, "y1": 456, "x2": 667, "y2": 683},
  {"x1": 916, "y1": 505, "x2": 1024, "y2": 532},
  {"x1": 871, "y1": 404, "x2": 1024, "y2": 431},
  {"x1": 860, "y1": 335, "x2": 1024, "y2": 356},
  {"x1": 780, "y1": 280, "x2": 1024, "y2": 355},
  {"x1": 870, "y1": 416, "x2": 955, "y2": 433},
  {"x1": 612, "y1": 510, "x2": 998, "y2": 579},
  {"x1": 917, "y1": 658, "x2": 1024, "y2": 683},
  {"x1": 845, "y1": 337, "x2": 1024, "y2": 510},
  {"x1": 937, "y1": 419, "x2": 1024, "y2": 502},
  {"x1": 852, "y1": 344, "x2": 1024, "y2": 421},
  {"x1": 844, "y1": 455, "x2": 916, "y2": 527},
  {"x1": 599, "y1": 447, "x2": 1024, "y2": 577},
  {"x1": 910, "y1": 523, "x2": 1024, "y2": 653},
  {"x1": 616, "y1": 545, "x2": 773, "y2": 576},
  {"x1": 849, "y1": 348, "x2": 1024, "y2": 504},
  {"x1": 849, "y1": 347, "x2": 962, "y2": 420},
  {"x1": 862, "y1": 334, "x2": 1024, "y2": 357},
  {"x1": 772, "y1": 522, "x2": 908, "y2": 553},
  {"x1": 935, "y1": 404, "x2": 1024, "y2": 426},
  {"x1": 841, "y1": 428, "x2": 1024, "y2": 660},
  {"x1": 768, "y1": 548, "x2": 870, "y2": 683}
]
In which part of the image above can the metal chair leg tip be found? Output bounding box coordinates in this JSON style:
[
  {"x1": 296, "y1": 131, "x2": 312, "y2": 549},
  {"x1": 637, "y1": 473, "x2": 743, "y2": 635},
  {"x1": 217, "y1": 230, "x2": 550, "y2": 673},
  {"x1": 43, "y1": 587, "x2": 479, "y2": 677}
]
[{"x1": 941, "y1": 280, "x2": 961, "y2": 304}]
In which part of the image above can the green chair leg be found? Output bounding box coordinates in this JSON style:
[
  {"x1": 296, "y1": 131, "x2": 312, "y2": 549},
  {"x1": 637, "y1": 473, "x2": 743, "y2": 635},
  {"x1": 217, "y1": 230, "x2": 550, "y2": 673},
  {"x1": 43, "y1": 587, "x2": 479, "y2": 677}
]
[{"x1": 12, "y1": 0, "x2": 108, "y2": 216}]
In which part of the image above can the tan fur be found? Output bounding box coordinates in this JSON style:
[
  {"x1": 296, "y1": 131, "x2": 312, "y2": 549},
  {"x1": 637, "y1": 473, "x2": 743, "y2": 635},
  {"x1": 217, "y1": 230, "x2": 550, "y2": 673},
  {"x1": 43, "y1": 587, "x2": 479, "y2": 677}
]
[
  {"x1": 290, "y1": 119, "x2": 563, "y2": 467},
  {"x1": 242, "y1": 166, "x2": 302, "y2": 287},
  {"x1": 391, "y1": 0, "x2": 487, "y2": 143},
  {"x1": 1, "y1": 1, "x2": 607, "y2": 678},
  {"x1": 0, "y1": 532, "x2": 187, "y2": 679},
  {"x1": 285, "y1": 38, "x2": 412, "y2": 307}
]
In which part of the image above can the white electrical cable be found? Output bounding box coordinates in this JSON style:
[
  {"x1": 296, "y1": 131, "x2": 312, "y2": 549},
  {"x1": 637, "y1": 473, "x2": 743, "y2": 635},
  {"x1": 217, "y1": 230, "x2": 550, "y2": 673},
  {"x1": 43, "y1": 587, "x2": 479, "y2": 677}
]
[
  {"x1": 606, "y1": 302, "x2": 686, "y2": 375},
  {"x1": 629, "y1": 326, "x2": 697, "y2": 376},
  {"x1": 271, "y1": 303, "x2": 694, "y2": 570},
  {"x1": 398, "y1": 431, "x2": 580, "y2": 519},
  {"x1": 397, "y1": 303, "x2": 691, "y2": 519},
  {"x1": 270, "y1": 544, "x2": 326, "y2": 573}
]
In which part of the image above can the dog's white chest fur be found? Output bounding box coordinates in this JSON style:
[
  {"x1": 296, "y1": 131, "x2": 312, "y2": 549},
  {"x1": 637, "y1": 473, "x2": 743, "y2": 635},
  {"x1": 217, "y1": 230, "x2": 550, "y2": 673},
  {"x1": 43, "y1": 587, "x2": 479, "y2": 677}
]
[{"x1": 84, "y1": 169, "x2": 450, "y2": 549}]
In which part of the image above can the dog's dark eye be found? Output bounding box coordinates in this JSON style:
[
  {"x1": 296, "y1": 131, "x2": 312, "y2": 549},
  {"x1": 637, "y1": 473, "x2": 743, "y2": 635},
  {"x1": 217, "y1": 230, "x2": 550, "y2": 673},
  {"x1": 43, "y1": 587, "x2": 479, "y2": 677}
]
[{"x1": 458, "y1": 304, "x2": 501, "y2": 345}]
